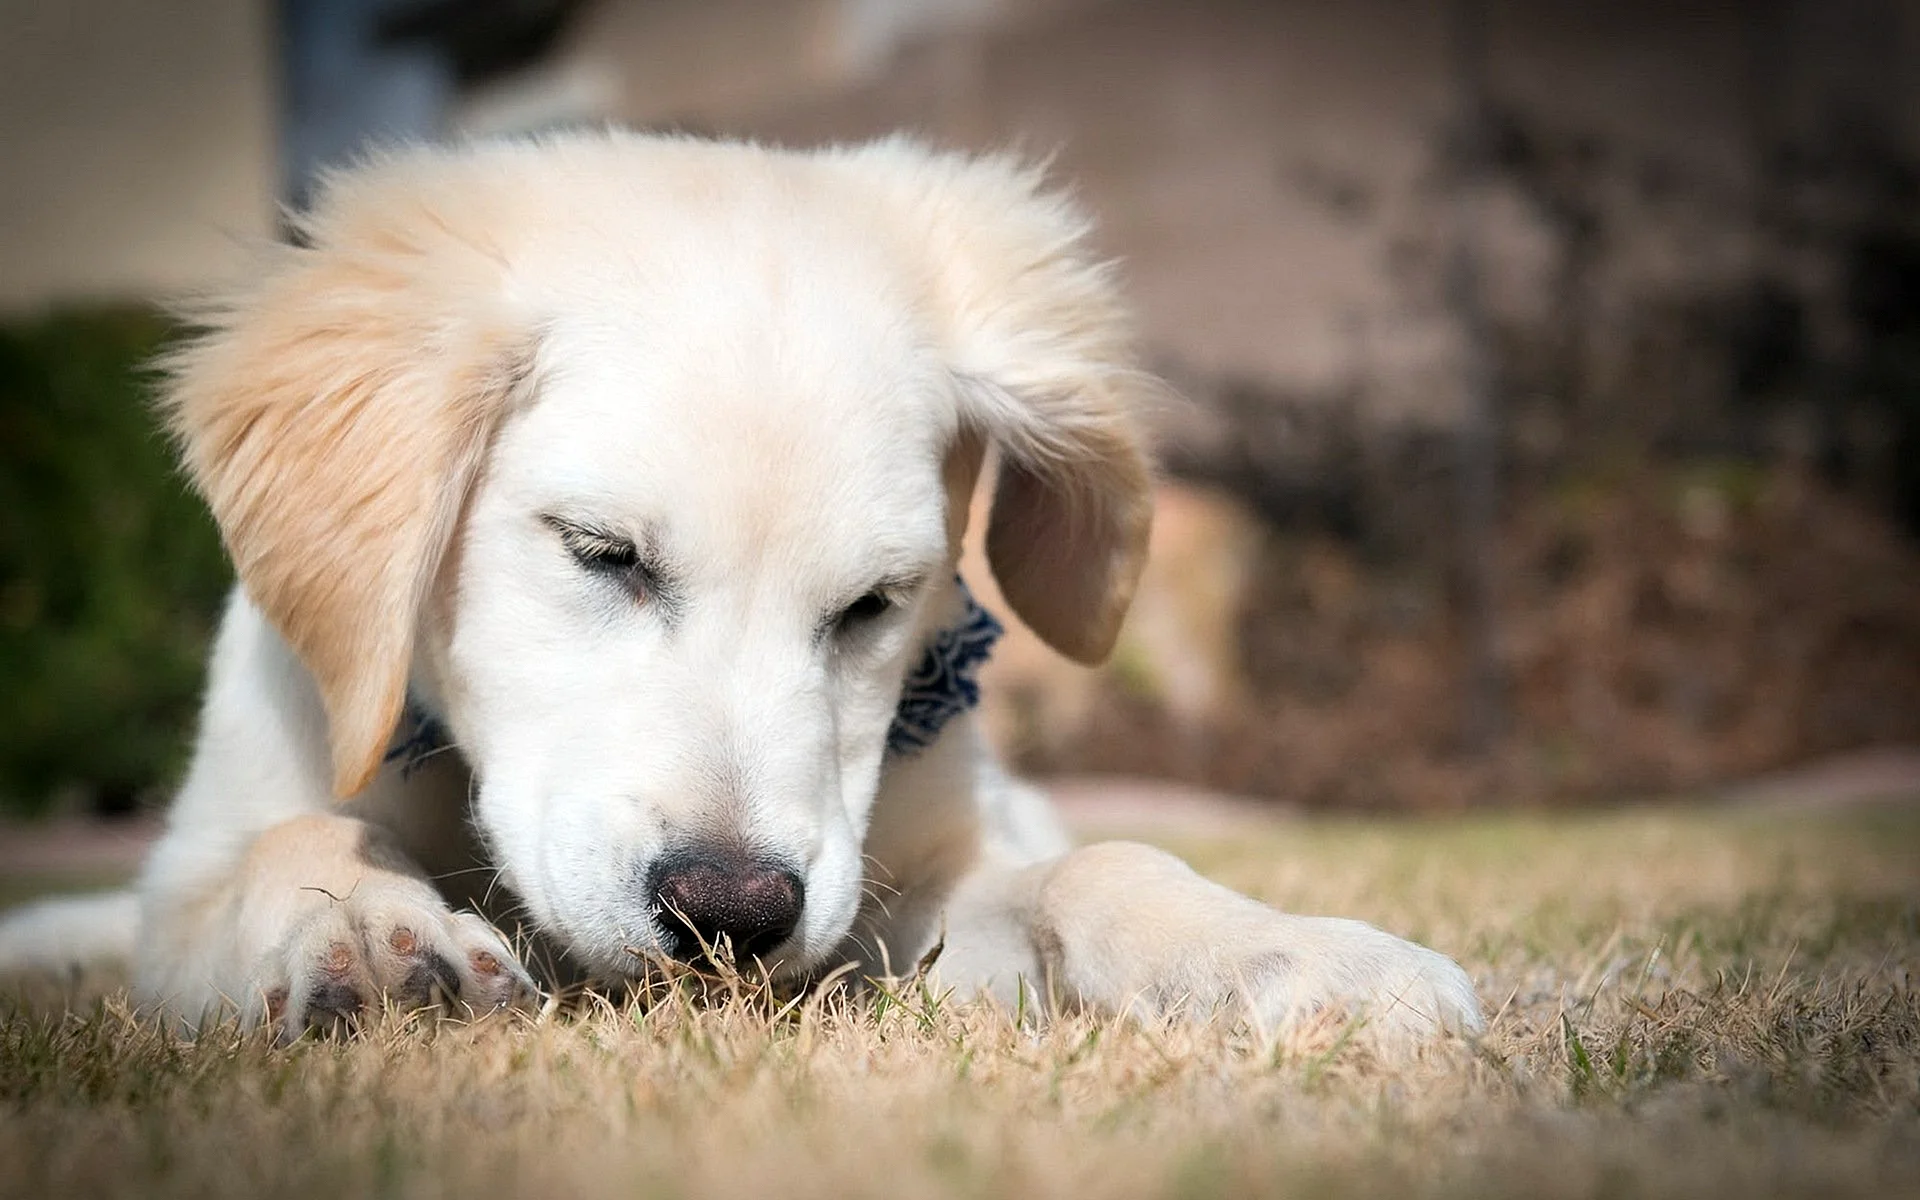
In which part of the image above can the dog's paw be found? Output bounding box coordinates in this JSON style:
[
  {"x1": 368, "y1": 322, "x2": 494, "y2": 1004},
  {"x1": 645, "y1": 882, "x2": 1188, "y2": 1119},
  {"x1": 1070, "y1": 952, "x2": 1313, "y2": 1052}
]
[
  {"x1": 246, "y1": 876, "x2": 537, "y2": 1042},
  {"x1": 1216, "y1": 915, "x2": 1485, "y2": 1040},
  {"x1": 1033, "y1": 841, "x2": 1483, "y2": 1041}
]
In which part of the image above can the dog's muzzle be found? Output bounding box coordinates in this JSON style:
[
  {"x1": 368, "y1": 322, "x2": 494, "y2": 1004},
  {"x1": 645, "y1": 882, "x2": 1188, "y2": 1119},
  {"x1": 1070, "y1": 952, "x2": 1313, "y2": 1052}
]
[{"x1": 647, "y1": 848, "x2": 805, "y2": 965}]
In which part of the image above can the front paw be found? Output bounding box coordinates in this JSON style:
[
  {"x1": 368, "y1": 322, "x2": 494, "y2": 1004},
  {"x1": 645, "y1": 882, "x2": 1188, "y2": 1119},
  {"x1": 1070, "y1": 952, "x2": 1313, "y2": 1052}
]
[
  {"x1": 1034, "y1": 841, "x2": 1482, "y2": 1041},
  {"x1": 248, "y1": 878, "x2": 538, "y2": 1042},
  {"x1": 1223, "y1": 916, "x2": 1484, "y2": 1040}
]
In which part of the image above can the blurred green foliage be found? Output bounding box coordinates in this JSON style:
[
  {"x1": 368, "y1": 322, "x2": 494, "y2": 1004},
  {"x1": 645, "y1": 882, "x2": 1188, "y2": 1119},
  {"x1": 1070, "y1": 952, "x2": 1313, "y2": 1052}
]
[{"x1": 0, "y1": 310, "x2": 229, "y2": 816}]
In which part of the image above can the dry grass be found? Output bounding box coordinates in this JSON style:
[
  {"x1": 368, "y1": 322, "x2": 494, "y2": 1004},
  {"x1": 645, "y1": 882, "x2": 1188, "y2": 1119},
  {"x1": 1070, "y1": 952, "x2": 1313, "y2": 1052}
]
[{"x1": 3, "y1": 802, "x2": 1917, "y2": 1199}]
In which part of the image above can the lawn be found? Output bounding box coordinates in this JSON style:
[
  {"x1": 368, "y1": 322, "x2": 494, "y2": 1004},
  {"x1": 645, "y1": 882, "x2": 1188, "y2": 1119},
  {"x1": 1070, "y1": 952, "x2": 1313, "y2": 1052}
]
[{"x1": 2, "y1": 801, "x2": 1916, "y2": 1199}]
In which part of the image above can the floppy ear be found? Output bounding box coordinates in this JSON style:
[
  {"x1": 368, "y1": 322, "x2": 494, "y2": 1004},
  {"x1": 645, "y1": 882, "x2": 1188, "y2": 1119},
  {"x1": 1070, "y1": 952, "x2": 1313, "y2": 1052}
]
[
  {"x1": 842, "y1": 143, "x2": 1158, "y2": 664},
  {"x1": 161, "y1": 152, "x2": 529, "y2": 797}
]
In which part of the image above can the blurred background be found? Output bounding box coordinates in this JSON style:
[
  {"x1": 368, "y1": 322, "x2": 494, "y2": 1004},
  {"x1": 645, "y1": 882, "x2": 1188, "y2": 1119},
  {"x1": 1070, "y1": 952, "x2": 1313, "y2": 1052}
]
[{"x1": 3, "y1": 0, "x2": 1919, "y2": 822}]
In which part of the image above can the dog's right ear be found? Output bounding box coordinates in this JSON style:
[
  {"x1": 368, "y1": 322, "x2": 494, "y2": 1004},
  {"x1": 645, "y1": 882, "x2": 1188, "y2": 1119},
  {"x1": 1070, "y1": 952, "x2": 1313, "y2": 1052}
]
[
  {"x1": 161, "y1": 153, "x2": 529, "y2": 798},
  {"x1": 835, "y1": 141, "x2": 1160, "y2": 665}
]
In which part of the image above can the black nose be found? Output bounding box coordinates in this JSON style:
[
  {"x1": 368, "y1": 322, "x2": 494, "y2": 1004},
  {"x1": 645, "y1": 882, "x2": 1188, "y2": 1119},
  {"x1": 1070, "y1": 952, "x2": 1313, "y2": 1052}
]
[{"x1": 648, "y1": 850, "x2": 804, "y2": 965}]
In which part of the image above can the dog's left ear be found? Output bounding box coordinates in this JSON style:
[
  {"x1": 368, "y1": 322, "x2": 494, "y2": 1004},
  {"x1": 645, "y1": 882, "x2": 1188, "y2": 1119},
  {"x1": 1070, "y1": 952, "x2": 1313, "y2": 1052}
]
[
  {"x1": 842, "y1": 143, "x2": 1159, "y2": 664},
  {"x1": 161, "y1": 152, "x2": 528, "y2": 797}
]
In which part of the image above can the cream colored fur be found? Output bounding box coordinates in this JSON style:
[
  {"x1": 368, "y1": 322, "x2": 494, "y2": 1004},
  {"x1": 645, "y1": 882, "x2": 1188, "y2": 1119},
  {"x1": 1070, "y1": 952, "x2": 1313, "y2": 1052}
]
[{"x1": 0, "y1": 132, "x2": 1480, "y2": 1043}]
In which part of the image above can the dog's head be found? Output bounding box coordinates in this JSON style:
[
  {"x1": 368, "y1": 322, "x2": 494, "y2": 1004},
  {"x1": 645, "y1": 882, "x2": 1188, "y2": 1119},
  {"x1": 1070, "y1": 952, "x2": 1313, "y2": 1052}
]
[{"x1": 162, "y1": 134, "x2": 1157, "y2": 977}]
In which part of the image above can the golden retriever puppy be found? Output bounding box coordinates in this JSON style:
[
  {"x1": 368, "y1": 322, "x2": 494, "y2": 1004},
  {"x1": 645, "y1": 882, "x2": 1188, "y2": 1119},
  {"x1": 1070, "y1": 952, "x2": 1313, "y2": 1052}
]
[{"x1": 0, "y1": 133, "x2": 1480, "y2": 1042}]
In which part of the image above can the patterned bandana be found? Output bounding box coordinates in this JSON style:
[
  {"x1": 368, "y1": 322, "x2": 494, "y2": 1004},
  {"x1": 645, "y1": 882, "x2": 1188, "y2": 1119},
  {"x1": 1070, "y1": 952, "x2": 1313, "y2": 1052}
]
[
  {"x1": 383, "y1": 705, "x2": 452, "y2": 779},
  {"x1": 385, "y1": 579, "x2": 1003, "y2": 775},
  {"x1": 884, "y1": 579, "x2": 1004, "y2": 757}
]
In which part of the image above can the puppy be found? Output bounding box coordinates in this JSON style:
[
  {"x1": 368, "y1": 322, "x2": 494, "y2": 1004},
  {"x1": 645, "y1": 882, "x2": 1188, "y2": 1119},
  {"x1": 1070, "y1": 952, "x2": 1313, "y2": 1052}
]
[{"x1": 0, "y1": 133, "x2": 1481, "y2": 1042}]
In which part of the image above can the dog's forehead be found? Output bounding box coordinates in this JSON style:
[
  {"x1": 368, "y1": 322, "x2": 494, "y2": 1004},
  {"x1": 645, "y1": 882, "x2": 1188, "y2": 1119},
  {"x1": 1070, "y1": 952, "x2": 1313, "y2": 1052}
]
[{"x1": 500, "y1": 266, "x2": 956, "y2": 560}]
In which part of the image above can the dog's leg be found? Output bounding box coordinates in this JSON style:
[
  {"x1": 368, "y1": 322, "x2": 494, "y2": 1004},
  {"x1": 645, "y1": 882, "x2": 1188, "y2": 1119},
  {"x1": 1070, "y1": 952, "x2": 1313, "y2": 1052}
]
[
  {"x1": 135, "y1": 593, "x2": 535, "y2": 1038},
  {"x1": 932, "y1": 842, "x2": 1483, "y2": 1040},
  {"x1": 144, "y1": 812, "x2": 535, "y2": 1039}
]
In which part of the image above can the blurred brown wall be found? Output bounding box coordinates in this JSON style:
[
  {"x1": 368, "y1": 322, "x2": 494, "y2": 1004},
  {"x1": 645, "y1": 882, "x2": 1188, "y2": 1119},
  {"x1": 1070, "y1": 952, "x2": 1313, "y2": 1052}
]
[
  {"x1": 0, "y1": 0, "x2": 277, "y2": 313},
  {"x1": 8, "y1": 0, "x2": 1918, "y2": 385},
  {"x1": 539, "y1": 0, "x2": 1920, "y2": 421}
]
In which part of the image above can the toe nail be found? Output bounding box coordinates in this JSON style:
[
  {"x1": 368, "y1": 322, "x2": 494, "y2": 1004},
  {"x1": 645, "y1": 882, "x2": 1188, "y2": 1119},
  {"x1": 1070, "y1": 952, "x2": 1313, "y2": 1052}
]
[
  {"x1": 305, "y1": 980, "x2": 366, "y2": 1035},
  {"x1": 398, "y1": 952, "x2": 462, "y2": 1009}
]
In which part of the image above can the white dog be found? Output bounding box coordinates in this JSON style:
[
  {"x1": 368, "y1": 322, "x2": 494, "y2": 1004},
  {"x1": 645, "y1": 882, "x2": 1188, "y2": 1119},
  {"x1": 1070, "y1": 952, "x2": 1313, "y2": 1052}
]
[{"x1": 0, "y1": 133, "x2": 1481, "y2": 1043}]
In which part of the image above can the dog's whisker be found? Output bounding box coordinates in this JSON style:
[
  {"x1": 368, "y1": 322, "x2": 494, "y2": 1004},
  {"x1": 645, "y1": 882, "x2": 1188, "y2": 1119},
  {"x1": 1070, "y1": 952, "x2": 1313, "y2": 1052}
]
[{"x1": 427, "y1": 865, "x2": 500, "y2": 882}]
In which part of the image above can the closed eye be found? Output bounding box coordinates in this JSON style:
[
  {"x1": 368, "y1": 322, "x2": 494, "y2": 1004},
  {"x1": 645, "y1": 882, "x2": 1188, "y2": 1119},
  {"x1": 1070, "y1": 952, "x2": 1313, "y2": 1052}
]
[
  {"x1": 838, "y1": 590, "x2": 893, "y2": 626},
  {"x1": 545, "y1": 516, "x2": 659, "y2": 599},
  {"x1": 829, "y1": 576, "x2": 922, "y2": 640},
  {"x1": 559, "y1": 527, "x2": 637, "y2": 571}
]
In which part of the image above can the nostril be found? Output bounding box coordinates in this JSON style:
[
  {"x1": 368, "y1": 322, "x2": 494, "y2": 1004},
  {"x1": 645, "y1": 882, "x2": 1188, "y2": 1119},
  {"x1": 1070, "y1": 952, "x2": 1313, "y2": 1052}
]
[{"x1": 648, "y1": 850, "x2": 804, "y2": 965}]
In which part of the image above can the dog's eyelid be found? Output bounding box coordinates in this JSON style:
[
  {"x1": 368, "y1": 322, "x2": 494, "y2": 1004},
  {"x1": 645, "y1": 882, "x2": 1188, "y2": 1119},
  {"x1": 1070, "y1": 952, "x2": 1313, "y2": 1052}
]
[
  {"x1": 842, "y1": 590, "x2": 892, "y2": 621},
  {"x1": 866, "y1": 572, "x2": 927, "y2": 606},
  {"x1": 828, "y1": 573, "x2": 927, "y2": 637},
  {"x1": 540, "y1": 512, "x2": 618, "y2": 540},
  {"x1": 542, "y1": 514, "x2": 670, "y2": 599},
  {"x1": 546, "y1": 516, "x2": 635, "y2": 558}
]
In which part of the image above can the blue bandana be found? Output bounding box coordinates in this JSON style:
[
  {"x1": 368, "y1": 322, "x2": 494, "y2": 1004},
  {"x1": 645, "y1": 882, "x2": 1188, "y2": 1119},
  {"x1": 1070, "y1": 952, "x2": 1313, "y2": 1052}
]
[
  {"x1": 384, "y1": 705, "x2": 453, "y2": 779},
  {"x1": 385, "y1": 580, "x2": 1002, "y2": 774},
  {"x1": 884, "y1": 579, "x2": 1004, "y2": 757}
]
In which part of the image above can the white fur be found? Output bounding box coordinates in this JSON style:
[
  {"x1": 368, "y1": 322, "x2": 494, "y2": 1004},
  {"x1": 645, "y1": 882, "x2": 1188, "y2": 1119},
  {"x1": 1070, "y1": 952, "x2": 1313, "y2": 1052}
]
[{"x1": 0, "y1": 133, "x2": 1481, "y2": 1043}]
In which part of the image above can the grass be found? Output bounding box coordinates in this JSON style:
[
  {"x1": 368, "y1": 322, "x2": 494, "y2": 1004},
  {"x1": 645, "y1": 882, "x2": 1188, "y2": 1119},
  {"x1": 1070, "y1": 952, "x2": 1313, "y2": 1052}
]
[{"x1": 2, "y1": 802, "x2": 1917, "y2": 1199}]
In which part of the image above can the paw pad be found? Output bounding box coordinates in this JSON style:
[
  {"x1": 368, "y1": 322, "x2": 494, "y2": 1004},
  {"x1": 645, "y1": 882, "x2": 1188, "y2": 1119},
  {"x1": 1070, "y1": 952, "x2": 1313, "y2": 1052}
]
[
  {"x1": 388, "y1": 927, "x2": 418, "y2": 955},
  {"x1": 322, "y1": 941, "x2": 355, "y2": 977}
]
